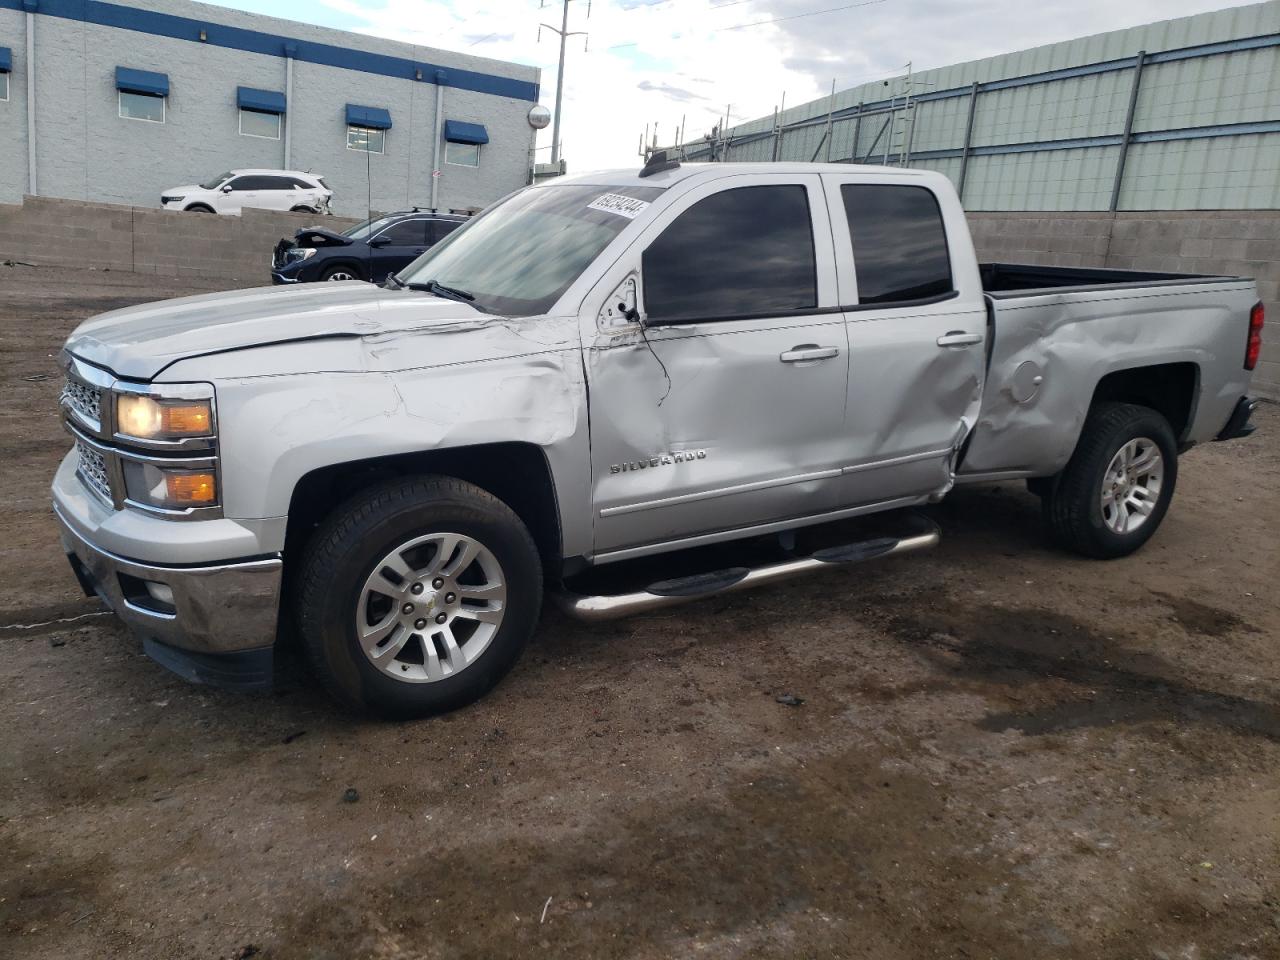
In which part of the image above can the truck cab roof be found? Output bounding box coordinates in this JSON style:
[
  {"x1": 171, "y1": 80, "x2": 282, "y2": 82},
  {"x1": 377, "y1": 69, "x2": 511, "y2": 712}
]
[{"x1": 549, "y1": 160, "x2": 941, "y2": 192}]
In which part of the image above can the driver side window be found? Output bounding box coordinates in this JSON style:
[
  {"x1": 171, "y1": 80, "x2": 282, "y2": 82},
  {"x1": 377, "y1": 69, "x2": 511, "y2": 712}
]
[{"x1": 642, "y1": 184, "x2": 817, "y2": 323}]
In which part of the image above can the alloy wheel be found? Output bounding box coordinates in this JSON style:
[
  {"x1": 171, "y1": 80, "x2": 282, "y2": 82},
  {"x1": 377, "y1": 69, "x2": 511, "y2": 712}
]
[
  {"x1": 355, "y1": 532, "x2": 507, "y2": 683},
  {"x1": 1099, "y1": 437, "x2": 1164, "y2": 534}
]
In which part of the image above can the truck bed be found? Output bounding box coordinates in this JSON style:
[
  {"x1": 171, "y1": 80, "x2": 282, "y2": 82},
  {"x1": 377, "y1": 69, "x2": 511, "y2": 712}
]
[{"x1": 980, "y1": 262, "x2": 1241, "y2": 297}]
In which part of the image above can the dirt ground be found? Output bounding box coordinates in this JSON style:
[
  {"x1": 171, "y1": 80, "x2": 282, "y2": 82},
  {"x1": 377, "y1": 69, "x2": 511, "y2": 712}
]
[{"x1": 1, "y1": 264, "x2": 1277, "y2": 960}]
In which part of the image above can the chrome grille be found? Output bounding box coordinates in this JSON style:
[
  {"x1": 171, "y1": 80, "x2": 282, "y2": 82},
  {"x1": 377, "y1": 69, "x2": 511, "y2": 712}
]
[
  {"x1": 75, "y1": 440, "x2": 113, "y2": 504},
  {"x1": 62, "y1": 377, "x2": 102, "y2": 427}
]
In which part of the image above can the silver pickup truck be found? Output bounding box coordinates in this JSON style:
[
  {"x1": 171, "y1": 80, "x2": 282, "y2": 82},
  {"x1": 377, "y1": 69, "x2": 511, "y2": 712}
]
[{"x1": 53, "y1": 157, "x2": 1264, "y2": 716}]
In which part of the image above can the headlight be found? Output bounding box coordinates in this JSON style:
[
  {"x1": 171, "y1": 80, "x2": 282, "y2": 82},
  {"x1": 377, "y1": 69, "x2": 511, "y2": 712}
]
[
  {"x1": 122, "y1": 461, "x2": 218, "y2": 510},
  {"x1": 114, "y1": 387, "x2": 215, "y2": 441},
  {"x1": 161, "y1": 195, "x2": 185, "y2": 203},
  {"x1": 285, "y1": 247, "x2": 317, "y2": 262}
]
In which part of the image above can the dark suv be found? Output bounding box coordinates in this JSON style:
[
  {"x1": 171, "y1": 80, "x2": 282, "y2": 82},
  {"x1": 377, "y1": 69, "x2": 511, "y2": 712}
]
[{"x1": 271, "y1": 210, "x2": 468, "y2": 284}]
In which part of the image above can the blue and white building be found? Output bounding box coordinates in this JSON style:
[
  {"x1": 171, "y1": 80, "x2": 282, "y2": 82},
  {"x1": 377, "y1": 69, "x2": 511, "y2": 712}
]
[{"x1": 0, "y1": 0, "x2": 544, "y2": 216}]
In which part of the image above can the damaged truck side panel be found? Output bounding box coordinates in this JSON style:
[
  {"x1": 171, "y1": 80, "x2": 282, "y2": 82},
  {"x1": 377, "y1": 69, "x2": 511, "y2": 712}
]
[
  {"x1": 162, "y1": 315, "x2": 593, "y2": 558},
  {"x1": 962, "y1": 284, "x2": 1258, "y2": 478}
]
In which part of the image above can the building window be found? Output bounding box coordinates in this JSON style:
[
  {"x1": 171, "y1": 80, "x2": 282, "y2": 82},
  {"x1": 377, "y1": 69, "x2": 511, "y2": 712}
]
[
  {"x1": 445, "y1": 141, "x2": 480, "y2": 167},
  {"x1": 0, "y1": 73, "x2": 8, "y2": 103},
  {"x1": 119, "y1": 90, "x2": 165, "y2": 123},
  {"x1": 348, "y1": 125, "x2": 385, "y2": 154},
  {"x1": 240, "y1": 108, "x2": 281, "y2": 140}
]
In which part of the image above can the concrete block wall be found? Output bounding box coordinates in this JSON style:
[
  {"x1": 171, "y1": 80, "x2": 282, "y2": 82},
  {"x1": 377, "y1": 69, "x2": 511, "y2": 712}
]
[
  {"x1": 0, "y1": 196, "x2": 358, "y2": 285},
  {"x1": 967, "y1": 210, "x2": 1280, "y2": 399}
]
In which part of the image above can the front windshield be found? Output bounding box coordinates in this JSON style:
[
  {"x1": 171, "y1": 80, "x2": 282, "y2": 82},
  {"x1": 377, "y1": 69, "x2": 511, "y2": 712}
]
[
  {"x1": 200, "y1": 172, "x2": 232, "y2": 190},
  {"x1": 343, "y1": 215, "x2": 401, "y2": 240},
  {"x1": 399, "y1": 183, "x2": 665, "y2": 316}
]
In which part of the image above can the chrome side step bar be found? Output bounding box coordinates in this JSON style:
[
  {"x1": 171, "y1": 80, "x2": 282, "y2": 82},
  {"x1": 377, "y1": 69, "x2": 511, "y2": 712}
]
[{"x1": 555, "y1": 517, "x2": 940, "y2": 622}]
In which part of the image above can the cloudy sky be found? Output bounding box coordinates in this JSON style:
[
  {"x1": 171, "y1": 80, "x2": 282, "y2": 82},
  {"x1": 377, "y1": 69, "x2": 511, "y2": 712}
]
[{"x1": 213, "y1": 0, "x2": 1253, "y2": 171}]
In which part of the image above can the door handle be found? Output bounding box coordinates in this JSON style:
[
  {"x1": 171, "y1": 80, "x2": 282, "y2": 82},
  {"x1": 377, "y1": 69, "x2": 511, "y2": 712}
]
[
  {"x1": 780, "y1": 345, "x2": 839, "y2": 363},
  {"x1": 936, "y1": 331, "x2": 983, "y2": 347}
]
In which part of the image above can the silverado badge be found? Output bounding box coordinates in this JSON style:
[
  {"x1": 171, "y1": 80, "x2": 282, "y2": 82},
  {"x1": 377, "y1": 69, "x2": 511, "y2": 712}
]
[{"x1": 610, "y1": 450, "x2": 707, "y2": 474}]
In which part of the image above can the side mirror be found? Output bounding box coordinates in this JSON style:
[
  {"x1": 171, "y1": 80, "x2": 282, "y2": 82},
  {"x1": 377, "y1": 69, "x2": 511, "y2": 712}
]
[
  {"x1": 368, "y1": 236, "x2": 392, "y2": 248},
  {"x1": 221, "y1": 185, "x2": 233, "y2": 193},
  {"x1": 598, "y1": 275, "x2": 641, "y2": 328}
]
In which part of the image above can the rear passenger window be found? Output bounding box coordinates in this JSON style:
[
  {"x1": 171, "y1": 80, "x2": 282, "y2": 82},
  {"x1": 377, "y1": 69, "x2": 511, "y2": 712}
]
[
  {"x1": 841, "y1": 184, "x2": 953, "y2": 305},
  {"x1": 230, "y1": 176, "x2": 276, "y2": 191},
  {"x1": 379, "y1": 220, "x2": 428, "y2": 245},
  {"x1": 643, "y1": 185, "x2": 817, "y2": 322}
]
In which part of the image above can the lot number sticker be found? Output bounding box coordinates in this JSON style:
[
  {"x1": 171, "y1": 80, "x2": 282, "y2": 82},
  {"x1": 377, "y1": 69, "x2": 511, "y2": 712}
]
[{"x1": 588, "y1": 194, "x2": 650, "y2": 219}]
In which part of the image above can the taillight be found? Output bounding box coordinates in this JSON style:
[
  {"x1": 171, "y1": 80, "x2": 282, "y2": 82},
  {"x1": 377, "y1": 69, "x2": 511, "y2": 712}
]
[{"x1": 1245, "y1": 301, "x2": 1264, "y2": 371}]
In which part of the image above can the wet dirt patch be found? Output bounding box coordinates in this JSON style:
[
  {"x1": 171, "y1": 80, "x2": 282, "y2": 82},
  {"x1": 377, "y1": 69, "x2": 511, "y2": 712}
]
[
  {"x1": 878, "y1": 597, "x2": 1280, "y2": 743},
  {"x1": 269, "y1": 749, "x2": 1010, "y2": 960},
  {"x1": 0, "y1": 835, "x2": 107, "y2": 941},
  {"x1": 1151, "y1": 590, "x2": 1256, "y2": 638}
]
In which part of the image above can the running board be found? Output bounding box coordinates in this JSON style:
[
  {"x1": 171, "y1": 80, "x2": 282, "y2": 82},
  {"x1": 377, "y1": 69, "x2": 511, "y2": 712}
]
[{"x1": 556, "y1": 516, "x2": 940, "y2": 622}]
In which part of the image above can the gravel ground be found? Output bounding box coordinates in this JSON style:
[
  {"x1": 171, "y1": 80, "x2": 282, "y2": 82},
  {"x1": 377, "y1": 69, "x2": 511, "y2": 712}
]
[{"x1": 1, "y1": 265, "x2": 1277, "y2": 960}]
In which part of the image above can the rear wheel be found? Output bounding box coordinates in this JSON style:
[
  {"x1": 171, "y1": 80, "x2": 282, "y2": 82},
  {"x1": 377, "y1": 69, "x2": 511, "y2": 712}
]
[
  {"x1": 295, "y1": 476, "x2": 543, "y2": 718},
  {"x1": 321, "y1": 263, "x2": 363, "y2": 282},
  {"x1": 290, "y1": 205, "x2": 316, "y2": 214},
  {"x1": 1042, "y1": 402, "x2": 1178, "y2": 559}
]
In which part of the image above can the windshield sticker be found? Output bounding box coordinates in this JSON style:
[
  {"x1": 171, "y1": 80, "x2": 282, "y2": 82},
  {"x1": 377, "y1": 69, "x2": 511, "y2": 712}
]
[{"x1": 588, "y1": 193, "x2": 651, "y2": 219}]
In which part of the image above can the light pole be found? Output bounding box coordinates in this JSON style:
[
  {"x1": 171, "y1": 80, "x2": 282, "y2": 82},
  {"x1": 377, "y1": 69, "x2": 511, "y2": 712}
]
[{"x1": 540, "y1": 0, "x2": 588, "y2": 166}]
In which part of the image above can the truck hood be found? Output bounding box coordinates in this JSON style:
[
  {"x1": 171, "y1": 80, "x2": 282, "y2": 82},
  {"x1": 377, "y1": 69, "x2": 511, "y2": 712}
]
[{"x1": 65, "y1": 283, "x2": 492, "y2": 380}]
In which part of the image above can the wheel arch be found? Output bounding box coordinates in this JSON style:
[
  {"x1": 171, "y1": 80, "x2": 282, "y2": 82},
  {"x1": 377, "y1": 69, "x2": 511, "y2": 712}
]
[
  {"x1": 283, "y1": 442, "x2": 564, "y2": 574},
  {"x1": 184, "y1": 202, "x2": 215, "y2": 213},
  {"x1": 319, "y1": 258, "x2": 368, "y2": 280},
  {"x1": 1088, "y1": 361, "x2": 1200, "y2": 444}
]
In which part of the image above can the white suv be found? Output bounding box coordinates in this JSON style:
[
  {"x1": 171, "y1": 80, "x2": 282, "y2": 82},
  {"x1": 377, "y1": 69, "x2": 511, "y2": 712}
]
[{"x1": 161, "y1": 170, "x2": 333, "y2": 216}]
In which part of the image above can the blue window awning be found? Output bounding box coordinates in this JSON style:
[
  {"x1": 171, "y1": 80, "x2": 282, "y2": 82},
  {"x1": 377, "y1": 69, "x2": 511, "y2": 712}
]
[
  {"x1": 444, "y1": 120, "x2": 489, "y2": 145},
  {"x1": 0, "y1": 48, "x2": 11, "y2": 74},
  {"x1": 116, "y1": 67, "x2": 169, "y2": 97},
  {"x1": 237, "y1": 86, "x2": 286, "y2": 114},
  {"x1": 345, "y1": 104, "x2": 392, "y2": 130}
]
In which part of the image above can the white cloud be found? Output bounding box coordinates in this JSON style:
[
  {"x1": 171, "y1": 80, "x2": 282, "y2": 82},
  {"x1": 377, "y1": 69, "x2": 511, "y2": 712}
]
[{"x1": 237, "y1": 0, "x2": 1259, "y2": 173}]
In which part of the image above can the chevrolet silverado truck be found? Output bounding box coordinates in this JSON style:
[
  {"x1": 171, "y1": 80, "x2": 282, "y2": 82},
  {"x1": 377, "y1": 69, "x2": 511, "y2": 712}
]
[{"x1": 54, "y1": 156, "x2": 1264, "y2": 717}]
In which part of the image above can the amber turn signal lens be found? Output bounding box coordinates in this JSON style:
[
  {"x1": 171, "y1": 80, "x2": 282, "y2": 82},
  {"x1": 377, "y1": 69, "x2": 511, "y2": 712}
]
[
  {"x1": 163, "y1": 404, "x2": 212, "y2": 435},
  {"x1": 164, "y1": 472, "x2": 217, "y2": 505}
]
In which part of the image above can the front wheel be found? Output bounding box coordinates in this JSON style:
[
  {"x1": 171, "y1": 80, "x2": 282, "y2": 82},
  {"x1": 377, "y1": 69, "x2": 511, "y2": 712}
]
[
  {"x1": 295, "y1": 476, "x2": 543, "y2": 718},
  {"x1": 321, "y1": 263, "x2": 364, "y2": 282},
  {"x1": 1042, "y1": 402, "x2": 1178, "y2": 559}
]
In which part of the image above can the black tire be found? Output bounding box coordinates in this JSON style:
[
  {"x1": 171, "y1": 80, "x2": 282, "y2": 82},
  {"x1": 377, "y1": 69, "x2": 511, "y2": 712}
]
[
  {"x1": 184, "y1": 204, "x2": 214, "y2": 213},
  {"x1": 1043, "y1": 402, "x2": 1178, "y2": 559},
  {"x1": 321, "y1": 262, "x2": 364, "y2": 282},
  {"x1": 296, "y1": 476, "x2": 542, "y2": 718},
  {"x1": 290, "y1": 205, "x2": 315, "y2": 214}
]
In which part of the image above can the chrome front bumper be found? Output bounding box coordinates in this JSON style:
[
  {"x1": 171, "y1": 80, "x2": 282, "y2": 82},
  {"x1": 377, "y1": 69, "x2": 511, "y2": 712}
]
[{"x1": 56, "y1": 503, "x2": 282, "y2": 665}]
